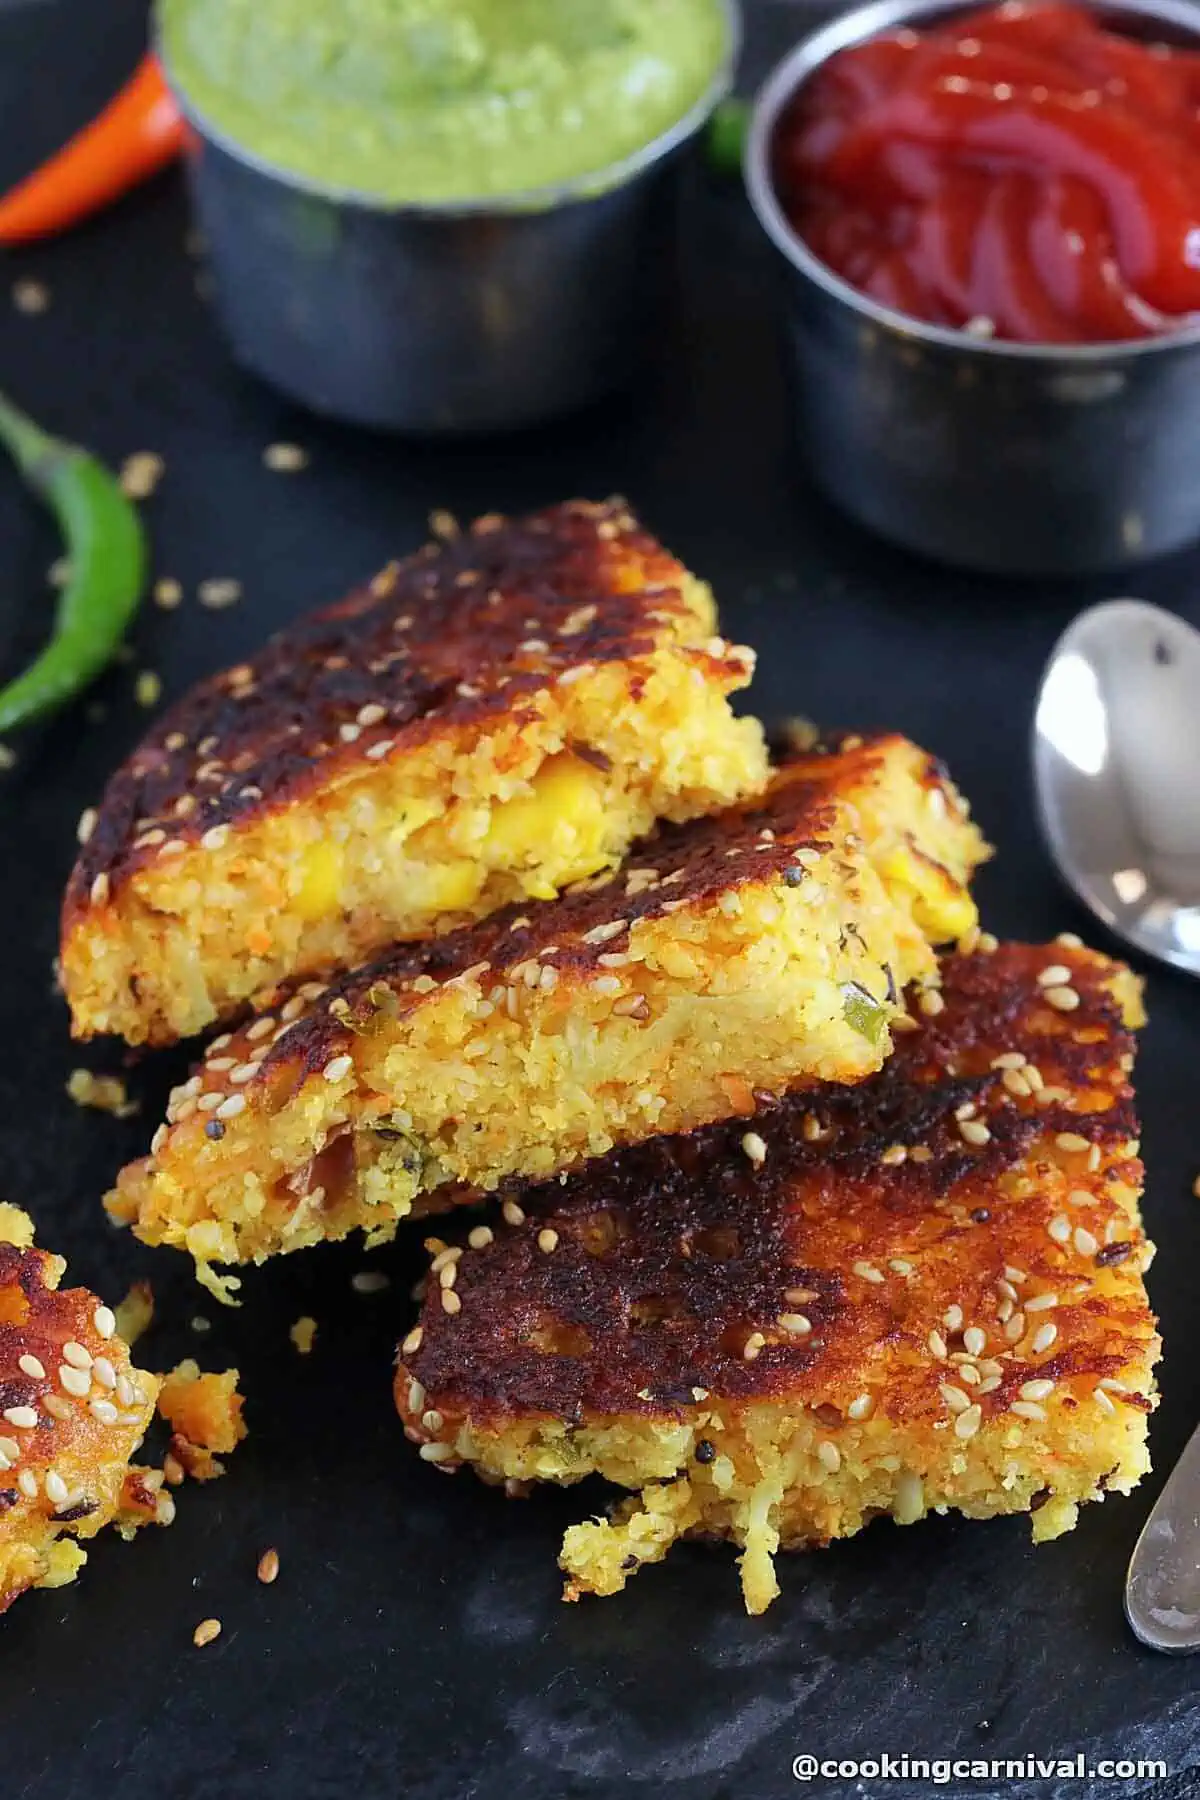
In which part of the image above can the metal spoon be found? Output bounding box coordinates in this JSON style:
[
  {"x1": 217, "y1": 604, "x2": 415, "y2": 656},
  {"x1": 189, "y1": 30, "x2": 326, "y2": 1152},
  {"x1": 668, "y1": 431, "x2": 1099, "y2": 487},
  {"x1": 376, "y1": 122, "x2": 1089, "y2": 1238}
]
[
  {"x1": 1034, "y1": 598, "x2": 1200, "y2": 1650},
  {"x1": 1033, "y1": 598, "x2": 1200, "y2": 979}
]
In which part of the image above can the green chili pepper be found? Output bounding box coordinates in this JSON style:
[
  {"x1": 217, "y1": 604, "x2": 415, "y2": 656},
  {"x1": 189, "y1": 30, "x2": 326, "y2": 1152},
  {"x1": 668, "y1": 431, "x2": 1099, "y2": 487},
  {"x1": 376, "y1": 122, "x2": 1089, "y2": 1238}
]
[
  {"x1": 0, "y1": 388, "x2": 146, "y2": 734},
  {"x1": 706, "y1": 98, "x2": 751, "y2": 175},
  {"x1": 842, "y1": 982, "x2": 888, "y2": 1045}
]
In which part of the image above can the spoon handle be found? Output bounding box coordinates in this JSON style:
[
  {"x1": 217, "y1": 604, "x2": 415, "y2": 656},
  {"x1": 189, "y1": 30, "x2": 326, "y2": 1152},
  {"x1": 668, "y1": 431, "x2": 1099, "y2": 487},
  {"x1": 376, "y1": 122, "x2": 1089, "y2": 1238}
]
[{"x1": 1126, "y1": 1420, "x2": 1200, "y2": 1652}]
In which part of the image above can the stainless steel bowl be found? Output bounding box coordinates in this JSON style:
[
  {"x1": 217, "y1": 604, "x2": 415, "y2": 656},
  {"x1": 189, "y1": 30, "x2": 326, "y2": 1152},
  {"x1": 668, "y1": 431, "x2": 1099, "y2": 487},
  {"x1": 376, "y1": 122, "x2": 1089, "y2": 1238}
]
[
  {"x1": 745, "y1": 0, "x2": 1200, "y2": 577},
  {"x1": 162, "y1": 4, "x2": 738, "y2": 435}
]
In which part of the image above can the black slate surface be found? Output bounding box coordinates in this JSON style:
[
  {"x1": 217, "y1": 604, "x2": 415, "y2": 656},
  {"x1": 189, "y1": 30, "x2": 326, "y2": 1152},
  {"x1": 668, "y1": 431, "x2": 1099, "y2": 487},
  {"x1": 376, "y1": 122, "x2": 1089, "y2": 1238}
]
[{"x1": 1, "y1": 3, "x2": 1198, "y2": 1796}]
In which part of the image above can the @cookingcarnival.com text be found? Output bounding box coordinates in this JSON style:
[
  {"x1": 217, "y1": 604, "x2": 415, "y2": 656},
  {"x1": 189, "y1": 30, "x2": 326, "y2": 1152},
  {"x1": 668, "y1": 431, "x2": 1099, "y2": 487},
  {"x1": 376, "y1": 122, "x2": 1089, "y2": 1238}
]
[{"x1": 792, "y1": 1754, "x2": 1168, "y2": 1783}]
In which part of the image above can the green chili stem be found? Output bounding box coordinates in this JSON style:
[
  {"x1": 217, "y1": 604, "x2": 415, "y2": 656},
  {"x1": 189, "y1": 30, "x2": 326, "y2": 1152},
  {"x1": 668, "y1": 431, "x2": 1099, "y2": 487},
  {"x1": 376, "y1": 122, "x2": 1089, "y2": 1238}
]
[
  {"x1": 0, "y1": 388, "x2": 146, "y2": 735},
  {"x1": 706, "y1": 98, "x2": 751, "y2": 175}
]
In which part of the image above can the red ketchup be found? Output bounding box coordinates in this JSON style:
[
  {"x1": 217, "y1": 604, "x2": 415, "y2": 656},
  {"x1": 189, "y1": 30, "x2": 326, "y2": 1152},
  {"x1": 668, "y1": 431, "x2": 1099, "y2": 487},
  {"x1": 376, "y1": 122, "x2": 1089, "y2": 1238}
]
[{"x1": 773, "y1": 1, "x2": 1200, "y2": 343}]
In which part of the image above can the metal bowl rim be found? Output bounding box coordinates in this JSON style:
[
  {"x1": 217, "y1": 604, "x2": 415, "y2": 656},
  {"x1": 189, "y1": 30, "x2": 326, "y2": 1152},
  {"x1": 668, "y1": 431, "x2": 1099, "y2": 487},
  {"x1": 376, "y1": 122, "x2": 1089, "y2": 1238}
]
[
  {"x1": 158, "y1": 0, "x2": 741, "y2": 218},
  {"x1": 743, "y1": 0, "x2": 1200, "y2": 363}
]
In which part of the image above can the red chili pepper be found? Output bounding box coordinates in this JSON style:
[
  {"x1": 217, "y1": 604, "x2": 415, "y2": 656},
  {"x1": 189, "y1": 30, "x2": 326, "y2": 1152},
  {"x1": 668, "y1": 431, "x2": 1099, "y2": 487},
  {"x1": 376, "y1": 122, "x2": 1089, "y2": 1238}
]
[{"x1": 0, "y1": 53, "x2": 184, "y2": 246}]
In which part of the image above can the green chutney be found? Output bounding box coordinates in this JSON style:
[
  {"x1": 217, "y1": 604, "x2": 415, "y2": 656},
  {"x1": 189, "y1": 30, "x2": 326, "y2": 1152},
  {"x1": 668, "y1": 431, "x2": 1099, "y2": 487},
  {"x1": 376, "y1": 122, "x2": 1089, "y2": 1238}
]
[{"x1": 158, "y1": 0, "x2": 731, "y2": 204}]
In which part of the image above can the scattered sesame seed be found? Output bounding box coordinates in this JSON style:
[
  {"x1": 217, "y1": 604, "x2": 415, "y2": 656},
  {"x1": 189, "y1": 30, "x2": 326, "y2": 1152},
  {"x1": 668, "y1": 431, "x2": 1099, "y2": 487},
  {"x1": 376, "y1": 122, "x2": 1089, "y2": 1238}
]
[
  {"x1": 59, "y1": 1365, "x2": 90, "y2": 1397},
  {"x1": 1030, "y1": 1322, "x2": 1058, "y2": 1354},
  {"x1": 962, "y1": 1326, "x2": 987, "y2": 1358},
  {"x1": 264, "y1": 442, "x2": 308, "y2": 473},
  {"x1": 818, "y1": 1441, "x2": 841, "y2": 1472},
  {"x1": 441, "y1": 1289, "x2": 461, "y2": 1315},
  {"x1": 467, "y1": 1226, "x2": 494, "y2": 1250},
  {"x1": 777, "y1": 1313, "x2": 812, "y2": 1335},
  {"x1": 977, "y1": 932, "x2": 999, "y2": 953},
  {"x1": 153, "y1": 576, "x2": 183, "y2": 610},
  {"x1": 198, "y1": 578, "x2": 242, "y2": 610},
  {"x1": 257, "y1": 1547, "x2": 281, "y2": 1584},
  {"x1": 90, "y1": 871, "x2": 111, "y2": 907},
  {"x1": 1094, "y1": 1386, "x2": 1117, "y2": 1415},
  {"x1": 119, "y1": 451, "x2": 164, "y2": 499},
  {"x1": 847, "y1": 1393, "x2": 873, "y2": 1421},
  {"x1": 3, "y1": 1407, "x2": 37, "y2": 1429},
  {"x1": 919, "y1": 989, "x2": 945, "y2": 1017},
  {"x1": 853, "y1": 1260, "x2": 886, "y2": 1284},
  {"x1": 351, "y1": 1270, "x2": 390, "y2": 1295},
  {"x1": 419, "y1": 1440, "x2": 455, "y2": 1462},
  {"x1": 1074, "y1": 1226, "x2": 1099, "y2": 1256},
  {"x1": 954, "y1": 1404, "x2": 982, "y2": 1440},
  {"x1": 17, "y1": 1353, "x2": 43, "y2": 1379},
  {"x1": 880, "y1": 1144, "x2": 908, "y2": 1166},
  {"x1": 193, "y1": 1618, "x2": 222, "y2": 1648},
  {"x1": 940, "y1": 1383, "x2": 971, "y2": 1413},
  {"x1": 1020, "y1": 1379, "x2": 1055, "y2": 1401},
  {"x1": 927, "y1": 1330, "x2": 947, "y2": 1358},
  {"x1": 44, "y1": 1470, "x2": 69, "y2": 1506},
  {"x1": 134, "y1": 669, "x2": 164, "y2": 709},
  {"x1": 1048, "y1": 1215, "x2": 1071, "y2": 1244},
  {"x1": 1037, "y1": 964, "x2": 1072, "y2": 987},
  {"x1": 502, "y1": 1200, "x2": 525, "y2": 1227},
  {"x1": 17, "y1": 1469, "x2": 37, "y2": 1498},
  {"x1": 401, "y1": 1326, "x2": 424, "y2": 1356},
  {"x1": 90, "y1": 1398, "x2": 119, "y2": 1424},
  {"x1": 76, "y1": 807, "x2": 98, "y2": 846},
  {"x1": 13, "y1": 279, "x2": 49, "y2": 314},
  {"x1": 1002, "y1": 1068, "x2": 1031, "y2": 1097},
  {"x1": 943, "y1": 1304, "x2": 964, "y2": 1331},
  {"x1": 742, "y1": 1331, "x2": 766, "y2": 1361},
  {"x1": 1025, "y1": 1292, "x2": 1058, "y2": 1312},
  {"x1": 62, "y1": 1340, "x2": 91, "y2": 1370},
  {"x1": 741, "y1": 1131, "x2": 767, "y2": 1169},
  {"x1": 92, "y1": 1357, "x2": 117, "y2": 1389},
  {"x1": 322, "y1": 1055, "x2": 353, "y2": 1083},
  {"x1": 1011, "y1": 1400, "x2": 1047, "y2": 1423},
  {"x1": 1056, "y1": 1132, "x2": 1090, "y2": 1153},
  {"x1": 537, "y1": 1228, "x2": 559, "y2": 1253},
  {"x1": 1045, "y1": 986, "x2": 1080, "y2": 1012},
  {"x1": 959, "y1": 1118, "x2": 992, "y2": 1146}
]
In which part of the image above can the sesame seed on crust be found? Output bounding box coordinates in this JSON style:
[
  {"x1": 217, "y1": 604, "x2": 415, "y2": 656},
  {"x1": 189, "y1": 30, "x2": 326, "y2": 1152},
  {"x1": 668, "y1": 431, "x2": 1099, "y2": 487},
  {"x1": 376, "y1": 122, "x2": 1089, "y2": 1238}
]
[
  {"x1": 61, "y1": 499, "x2": 768, "y2": 1046},
  {"x1": 0, "y1": 1208, "x2": 160, "y2": 1614},
  {"x1": 106, "y1": 735, "x2": 988, "y2": 1275},
  {"x1": 394, "y1": 940, "x2": 1157, "y2": 1574}
]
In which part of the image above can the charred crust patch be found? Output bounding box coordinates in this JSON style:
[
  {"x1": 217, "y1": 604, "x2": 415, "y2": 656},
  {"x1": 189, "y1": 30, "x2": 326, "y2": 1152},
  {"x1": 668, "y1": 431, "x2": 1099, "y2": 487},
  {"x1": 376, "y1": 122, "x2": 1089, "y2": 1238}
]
[
  {"x1": 65, "y1": 498, "x2": 735, "y2": 912},
  {"x1": 404, "y1": 943, "x2": 1148, "y2": 1425}
]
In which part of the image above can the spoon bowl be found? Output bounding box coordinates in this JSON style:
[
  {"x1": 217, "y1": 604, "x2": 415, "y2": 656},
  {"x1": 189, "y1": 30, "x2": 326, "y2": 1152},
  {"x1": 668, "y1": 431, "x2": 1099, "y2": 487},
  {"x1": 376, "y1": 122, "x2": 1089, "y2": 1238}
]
[{"x1": 1033, "y1": 598, "x2": 1200, "y2": 977}]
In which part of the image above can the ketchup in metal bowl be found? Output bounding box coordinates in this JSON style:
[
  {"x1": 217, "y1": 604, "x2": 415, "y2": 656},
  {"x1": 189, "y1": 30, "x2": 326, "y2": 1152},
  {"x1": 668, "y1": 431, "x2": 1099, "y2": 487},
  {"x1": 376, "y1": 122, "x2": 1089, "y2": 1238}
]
[{"x1": 772, "y1": 0, "x2": 1200, "y2": 343}]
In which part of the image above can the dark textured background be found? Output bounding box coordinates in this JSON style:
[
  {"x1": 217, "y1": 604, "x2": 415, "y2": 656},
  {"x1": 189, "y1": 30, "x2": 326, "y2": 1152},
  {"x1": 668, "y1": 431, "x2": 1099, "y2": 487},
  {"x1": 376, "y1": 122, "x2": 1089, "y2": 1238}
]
[{"x1": 1, "y1": 3, "x2": 1198, "y2": 1796}]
